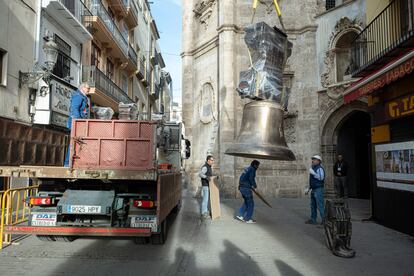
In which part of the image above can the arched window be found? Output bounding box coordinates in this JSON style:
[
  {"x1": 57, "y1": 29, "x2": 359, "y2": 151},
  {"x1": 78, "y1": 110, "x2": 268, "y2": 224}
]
[{"x1": 334, "y1": 30, "x2": 358, "y2": 82}]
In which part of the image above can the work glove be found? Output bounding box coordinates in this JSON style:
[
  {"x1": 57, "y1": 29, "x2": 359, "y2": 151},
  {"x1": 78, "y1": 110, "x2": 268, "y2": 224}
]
[{"x1": 309, "y1": 168, "x2": 316, "y2": 176}]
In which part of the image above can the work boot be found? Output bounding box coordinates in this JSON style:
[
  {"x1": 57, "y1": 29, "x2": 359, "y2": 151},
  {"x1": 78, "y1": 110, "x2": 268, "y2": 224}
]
[{"x1": 305, "y1": 219, "x2": 316, "y2": 225}]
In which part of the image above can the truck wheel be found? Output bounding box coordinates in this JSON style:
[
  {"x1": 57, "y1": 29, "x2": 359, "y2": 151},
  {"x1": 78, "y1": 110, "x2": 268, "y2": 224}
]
[
  {"x1": 54, "y1": 236, "x2": 77, "y2": 242},
  {"x1": 134, "y1": 237, "x2": 149, "y2": 244},
  {"x1": 36, "y1": 235, "x2": 56, "y2": 242},
  {"x1": 151, "y1": 220, "x2": 168, "y2": 245},
  {"x1": 172, "y1": 200, "x2": 182, "y2": 214}
]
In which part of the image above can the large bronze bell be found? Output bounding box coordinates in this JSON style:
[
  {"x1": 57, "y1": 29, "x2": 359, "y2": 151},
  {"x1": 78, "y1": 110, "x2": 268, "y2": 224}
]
[
  {"x1": 225, "y1": 22, "x2": 295, "y2": 161},
  {"x1": 225, "y1": 101, "x2": 295, "y2": 161}
]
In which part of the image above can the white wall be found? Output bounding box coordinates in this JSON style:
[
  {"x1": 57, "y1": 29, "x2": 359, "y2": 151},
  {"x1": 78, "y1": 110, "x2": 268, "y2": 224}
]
[
  {"x1": 0, "y1": 0, "x2": 37, "y2": 123},
  {"x1": 315, "y1": 0, "x2": 366, "y2": 90}
]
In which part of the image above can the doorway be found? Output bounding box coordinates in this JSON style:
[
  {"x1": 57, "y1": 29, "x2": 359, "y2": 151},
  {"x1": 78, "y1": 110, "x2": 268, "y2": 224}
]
[{"x1": 336, "y1": 111, "x2": 371, "y2": 199}]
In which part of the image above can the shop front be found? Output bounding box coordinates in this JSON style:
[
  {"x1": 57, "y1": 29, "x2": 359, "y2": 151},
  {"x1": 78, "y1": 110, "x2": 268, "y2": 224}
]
[{"x1": 344, "y1": 51, "x2": 414, "y2": 236}]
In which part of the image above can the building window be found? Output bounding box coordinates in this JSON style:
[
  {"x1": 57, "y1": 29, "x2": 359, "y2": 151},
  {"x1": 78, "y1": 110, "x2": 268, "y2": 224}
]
[
  {"x1": 106, "y1": 58, "x2": 114, "y2": 81},
  {"x1": 326, "y1": 0, "x2": 336, "y2": 10},
  {"x1": 121, "y1": 74, "x2": 128, "y2": 93},
  {"x1": 91, "y1": 42, "x2": 101, "y2": 68},
  {"x1": 0, "y1": 49, "x2": 7, "y2": 86},
  {"x1": 53, "y1": 35, "x2": 71, "y2": 80},
  {"x1": 335, "y1": 31, "x2": 358, "y2": 82}
]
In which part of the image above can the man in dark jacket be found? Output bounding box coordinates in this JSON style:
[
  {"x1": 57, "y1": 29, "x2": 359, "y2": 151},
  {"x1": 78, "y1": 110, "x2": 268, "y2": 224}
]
[
  {"x1": 334, "y1": 154, "x2": 348, "y2": 199},
  {"x1": 305, "y1": 155, "x2": 325, "y2": 225},
  {"x1": 236, "y1": 160, "x2": 260, "y2": 224},
  {"x1": 199, "y1": 155, "x2": 214, "y2": 218},
  {"x1": 64, "y1": 82, "x2": 91, "y2": 167}
]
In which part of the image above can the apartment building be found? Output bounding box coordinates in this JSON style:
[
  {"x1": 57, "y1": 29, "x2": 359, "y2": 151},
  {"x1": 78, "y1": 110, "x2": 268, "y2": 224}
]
[{"x1": 81, "y1": 0, "x2": 138, "y2": 112}]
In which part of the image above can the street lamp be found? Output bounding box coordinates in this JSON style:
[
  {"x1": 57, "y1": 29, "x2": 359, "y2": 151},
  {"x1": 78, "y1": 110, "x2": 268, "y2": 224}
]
[{"x1": 19, "y1": 36, "x2": 59, "y2": 88}]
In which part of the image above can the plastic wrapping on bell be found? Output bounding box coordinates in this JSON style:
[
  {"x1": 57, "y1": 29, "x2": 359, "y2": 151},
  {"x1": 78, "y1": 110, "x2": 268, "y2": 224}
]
[
  {"x1": 92, "y1": 107, "x2": 114, "y2": 120},
  {"x1": 237, "y1": 22, "x2": 292, "y2": 106},
  {"x1": 227, "y1": 22, "x2": 295, "y2": 161}
]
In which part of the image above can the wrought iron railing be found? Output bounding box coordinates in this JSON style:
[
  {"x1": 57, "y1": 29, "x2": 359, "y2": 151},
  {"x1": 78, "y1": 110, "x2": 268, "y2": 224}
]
[
  {"x1": 139, "y1": 58, "x2": 146, "y2": 79},
  {"x1": 129, "y1": 0, "x2": 139, "y2": 22},
  {"x1": 60, "y1": 0, "x2": 92, "y2": 23},
  {"x1": 87, "y1": 0, "x2": 129, "y2": 57},
  {"x1": 128, "y1": 46, "x2": 138, "y2": 67},
  {"x1": 351, "y1": 0, "x2": 414, "y2": 76},
  {"x1": 83, "y1": 66, "x2": 133, "y2": 103}
]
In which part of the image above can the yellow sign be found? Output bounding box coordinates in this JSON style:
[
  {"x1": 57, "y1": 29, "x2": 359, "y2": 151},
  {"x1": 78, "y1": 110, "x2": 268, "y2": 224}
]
[{"x1": 386, "y1": 94, "x2": 414, "y2": 119}]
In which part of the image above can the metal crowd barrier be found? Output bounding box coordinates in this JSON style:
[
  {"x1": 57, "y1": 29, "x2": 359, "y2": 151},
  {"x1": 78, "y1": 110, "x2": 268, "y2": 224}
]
[{"x1": 0, "y1": 185, "x2": 39, "y2": 250}]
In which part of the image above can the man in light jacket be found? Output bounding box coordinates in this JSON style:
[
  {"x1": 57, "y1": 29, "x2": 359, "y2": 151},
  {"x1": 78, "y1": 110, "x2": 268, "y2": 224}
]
[{"x1": 199, "y1": 155, "x2": 214, "y2": 219}]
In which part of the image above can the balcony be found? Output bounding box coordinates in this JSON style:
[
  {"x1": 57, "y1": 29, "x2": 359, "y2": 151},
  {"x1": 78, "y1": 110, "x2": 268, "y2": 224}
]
[
  {"x1": 43, "y1": 0, "x2": 92, "y2": 43},
  {"x1": 128, "y1": 45, "x2": 138, "y2": 68},
  {"x1": 125, "y1": 0, "x2": 139, "y2": 28},
  {"x1": 85, "y1": 0, "x2": 129, "y2": 59},
  {"x1": 351, "y1": 0, "x2": 414, "y2": 77},
  {"x1": 137, "y1": 58, "x2": 149, "y2": 86},
  {"x1": 107, "y1": 0, "x2": 128, "y2": 17},
  {"x1": 83, "y1": 66, "x2": 133, "y2": 108}
]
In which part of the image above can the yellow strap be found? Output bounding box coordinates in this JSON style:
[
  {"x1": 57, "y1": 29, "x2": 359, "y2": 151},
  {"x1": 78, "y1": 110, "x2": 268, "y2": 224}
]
[{"x1": 273, "y1": 0, "x2": 282, "y2": 16}]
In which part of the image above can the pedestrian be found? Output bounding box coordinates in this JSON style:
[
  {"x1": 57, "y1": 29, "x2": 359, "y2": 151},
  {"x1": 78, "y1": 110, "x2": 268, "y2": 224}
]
[
  {"x1": 334, "y1": 154, "x2": 348, "y2": 199},
  {"x1": 305, "y1": 155, "x2": 325, "y2": 225},
  {"x1": 64, "y1": 82, "x2": 91, "y2": 167},
  {"x1": 199, "y1": 155, "x2": 214, "y2": 219},
  {"x1": 236, "y1": 160, "x2": 260, "y2": 224}
]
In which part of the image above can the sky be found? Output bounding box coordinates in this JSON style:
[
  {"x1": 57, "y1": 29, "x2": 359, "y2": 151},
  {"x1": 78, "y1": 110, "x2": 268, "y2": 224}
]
[{"x1": 151, "y1": 0, "x2": 182, "y2": 104}]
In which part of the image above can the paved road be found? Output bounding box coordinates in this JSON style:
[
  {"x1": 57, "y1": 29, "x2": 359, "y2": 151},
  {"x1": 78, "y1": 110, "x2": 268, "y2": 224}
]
[{"x1": 0, "y1": 192, "x2": 413, "y2": 276}]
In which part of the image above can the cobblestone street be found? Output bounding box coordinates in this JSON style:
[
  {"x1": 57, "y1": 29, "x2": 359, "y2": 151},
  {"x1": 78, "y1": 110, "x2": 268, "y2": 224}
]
[{"x1": 0, "y1": 191, "x2": 413, "y2": 276}]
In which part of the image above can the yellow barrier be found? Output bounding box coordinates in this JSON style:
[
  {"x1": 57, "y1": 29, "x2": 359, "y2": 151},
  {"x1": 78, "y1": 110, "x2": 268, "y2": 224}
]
[{"x1": 0, "y1": 185, "x2": 39, "y2": 250}]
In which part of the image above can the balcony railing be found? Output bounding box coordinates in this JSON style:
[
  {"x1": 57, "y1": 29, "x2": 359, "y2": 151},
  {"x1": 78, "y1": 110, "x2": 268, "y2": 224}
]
[
  {"x1": 351, "y1": 0, "x2": 414, "y2": 77},
  {"x1": 83, "y1": 65, "x2": 133, "y2": 104},
  {"x1": 60, "y1": 0, "x2": 92, "y2": 23},
  {"x1": 128, "y1": 46, "x2": 138, "y2": 67},
  {"x1": 88, "y1": 0, "x2": 129, "y2": 57},
  {"x1": 129, "y1": 0, "x2": 139, "y2": 22}
]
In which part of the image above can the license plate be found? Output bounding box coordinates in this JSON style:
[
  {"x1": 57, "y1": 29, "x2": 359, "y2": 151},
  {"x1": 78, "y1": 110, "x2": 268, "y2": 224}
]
[
  {"x1": 66, "y1": 205, "x2": 102, "y2": 214},
  {"x1": 131, "y1": 215, "x2": 157, "y2": 231},
  {"x1": 31, "y1": 213, "x2": 57, "y2": 226}
]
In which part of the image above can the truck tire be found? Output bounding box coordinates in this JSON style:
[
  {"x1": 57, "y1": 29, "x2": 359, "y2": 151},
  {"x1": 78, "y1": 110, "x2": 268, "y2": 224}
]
[
  {"x1": 151, "y1": 220, "x2": 168, "y2": 245},
  {"x1": 54, "y1": 236, "x2": 77, "y2": 242},
  {"x1": 134, "y1": 237, "x2": 149, "y2": 244},
  {"x1": 36, "y1": 235, "x2": 56, "y2": 242},
  {"x1": 172, "y1": 200, "x2": 182, "y2": 214}
]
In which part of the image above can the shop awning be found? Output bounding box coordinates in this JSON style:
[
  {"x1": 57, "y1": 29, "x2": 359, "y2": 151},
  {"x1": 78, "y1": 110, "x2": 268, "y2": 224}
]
[{"x1": 344, "y1": 49, "x2": 414, "y2": 104}]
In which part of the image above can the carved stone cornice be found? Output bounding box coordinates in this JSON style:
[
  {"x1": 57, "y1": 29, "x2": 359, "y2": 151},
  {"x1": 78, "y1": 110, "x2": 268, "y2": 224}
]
[{"x1": 193, "y1": 0, "x2": 217, "y2": 30}]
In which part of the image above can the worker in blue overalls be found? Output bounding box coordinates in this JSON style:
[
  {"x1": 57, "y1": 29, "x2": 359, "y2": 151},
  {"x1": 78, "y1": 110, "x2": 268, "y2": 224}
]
[
  {"x1": 305, "y1": 155, "x2": 325, "y2": 225},
  {"x1": 64, "y1": 82, "x2": 91, "y2": 167}
]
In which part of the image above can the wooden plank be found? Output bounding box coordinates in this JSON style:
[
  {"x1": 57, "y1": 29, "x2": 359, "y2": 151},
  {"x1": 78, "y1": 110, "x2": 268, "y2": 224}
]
[{"x1": 209, "y1": 176, "x2": 221, "y2": 220}]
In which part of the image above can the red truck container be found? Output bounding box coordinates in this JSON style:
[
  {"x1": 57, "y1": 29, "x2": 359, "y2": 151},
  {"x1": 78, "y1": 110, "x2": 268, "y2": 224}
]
[
  {"x1": 70, "y1": 120, "x2": 157, "y2": 170},
  {"x1": 0, "y1": 120, "x2": 187, "y2": 244}
]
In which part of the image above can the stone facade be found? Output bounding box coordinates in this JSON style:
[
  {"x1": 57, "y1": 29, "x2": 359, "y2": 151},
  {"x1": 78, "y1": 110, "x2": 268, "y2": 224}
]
[{"x1": 182, "y1": 0, "x2": 368, "y2": 198}]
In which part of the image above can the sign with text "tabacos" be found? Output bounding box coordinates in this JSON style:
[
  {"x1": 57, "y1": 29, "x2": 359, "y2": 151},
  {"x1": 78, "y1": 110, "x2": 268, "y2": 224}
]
[{"x1": 386, "y1": 94, "x2": 414, "y2": 120}]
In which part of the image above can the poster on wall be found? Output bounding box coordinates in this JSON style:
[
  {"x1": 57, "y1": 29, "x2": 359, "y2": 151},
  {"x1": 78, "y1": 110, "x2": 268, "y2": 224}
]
[{"x1": 375, "y1": 141, "x2": 414, "y2": 192}]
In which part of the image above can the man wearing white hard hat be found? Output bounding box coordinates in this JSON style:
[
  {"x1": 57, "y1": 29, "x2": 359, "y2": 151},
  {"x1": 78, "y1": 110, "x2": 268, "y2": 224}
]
[{"x1": 305, "y1": 155, "x2": 325, "y2": 225}]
